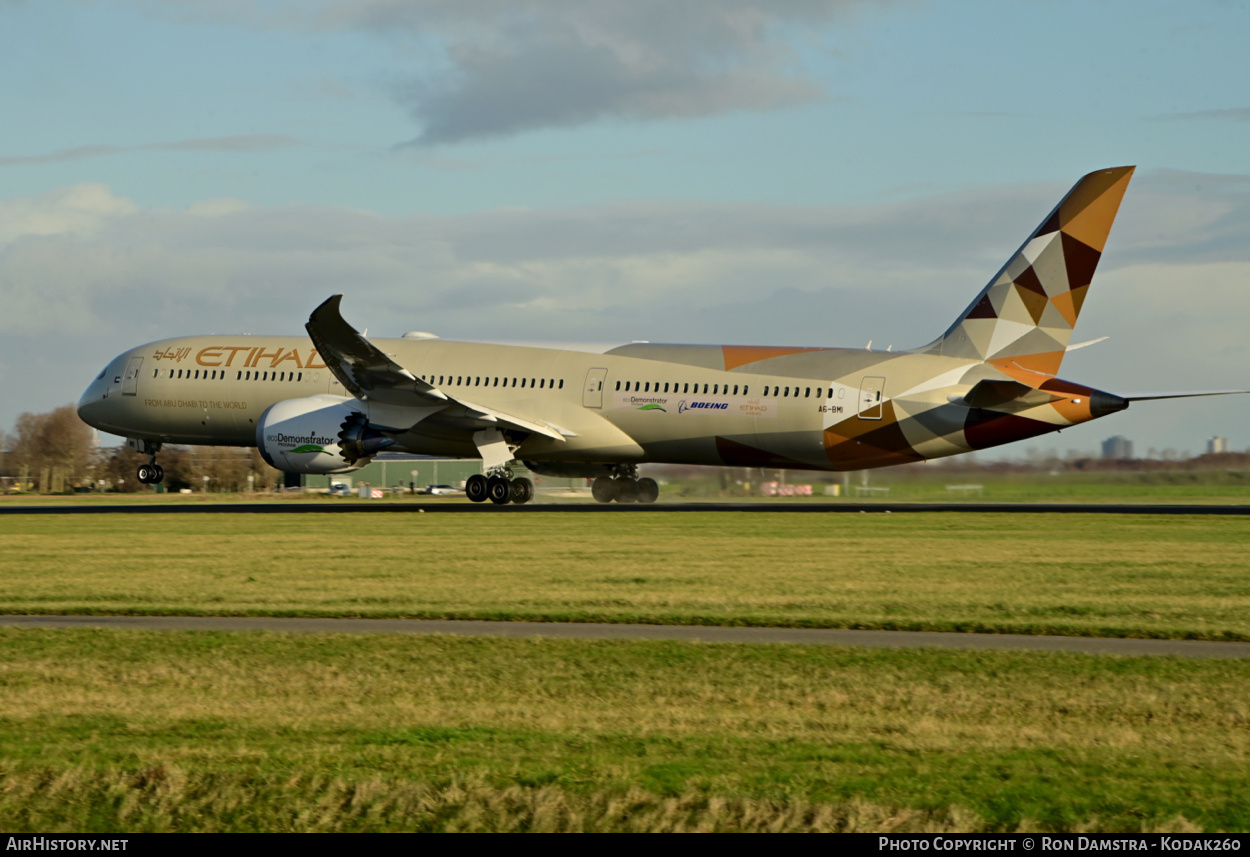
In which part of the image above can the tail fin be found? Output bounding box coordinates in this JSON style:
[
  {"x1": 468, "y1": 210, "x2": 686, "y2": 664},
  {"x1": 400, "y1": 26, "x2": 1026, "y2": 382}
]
[{"x1": 929, "y1": 166, "x2": 1135, "y2": 377}]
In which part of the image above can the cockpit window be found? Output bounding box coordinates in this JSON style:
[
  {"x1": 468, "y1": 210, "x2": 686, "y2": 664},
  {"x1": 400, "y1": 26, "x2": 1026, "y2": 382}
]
[{"x1": 96, "y1": 366, "x2": 108, "y2": 380}]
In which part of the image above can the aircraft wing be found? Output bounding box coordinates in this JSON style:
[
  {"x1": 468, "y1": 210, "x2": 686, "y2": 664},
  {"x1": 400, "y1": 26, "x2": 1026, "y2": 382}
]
[{"x1": 306, "y1": 295, "x2": 564, "y2": 442}]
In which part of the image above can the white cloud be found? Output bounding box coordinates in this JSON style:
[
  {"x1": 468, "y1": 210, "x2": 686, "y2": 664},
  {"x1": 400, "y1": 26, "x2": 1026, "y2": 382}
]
[
  {"x1": 132, "y1": 0, "x2": 889, "y2": 143},
  {"x1": 0, "y1": 183, "x2": 139, "y2": 244}
]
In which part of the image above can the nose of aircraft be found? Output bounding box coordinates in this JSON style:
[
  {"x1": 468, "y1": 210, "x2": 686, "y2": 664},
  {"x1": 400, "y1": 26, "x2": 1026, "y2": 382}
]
[{"x1": 77, "y1": 374, "x2": 110, "y2": 430}]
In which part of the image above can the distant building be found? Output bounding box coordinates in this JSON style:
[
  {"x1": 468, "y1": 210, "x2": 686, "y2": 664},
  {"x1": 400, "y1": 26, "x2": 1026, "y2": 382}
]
[
  {"x1": 1207, "y1": 436, "x2": 1229, "y2": 454},
  {"x1": 1101, "y1": 435, "x2": 1133, "y2": 460}
]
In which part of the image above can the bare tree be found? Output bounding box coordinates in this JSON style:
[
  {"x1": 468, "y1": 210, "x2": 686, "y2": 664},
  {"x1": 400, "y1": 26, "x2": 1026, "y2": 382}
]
[{"x1": 5, "y1": 406, "x2": 96, "y2": 491}]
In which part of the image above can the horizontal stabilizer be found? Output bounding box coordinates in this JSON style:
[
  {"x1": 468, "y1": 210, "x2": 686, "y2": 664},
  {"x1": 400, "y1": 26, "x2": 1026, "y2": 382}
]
[
  {"x1": 951, "y1": 379, "x2": 1063, "y2": 410},
  {"x1": 1066, "y1": 336, "x2": 1108, "y2": 352}
]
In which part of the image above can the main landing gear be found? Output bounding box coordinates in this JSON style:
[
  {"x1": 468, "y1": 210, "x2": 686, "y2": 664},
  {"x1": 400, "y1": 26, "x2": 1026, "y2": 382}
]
[
  {"x1": 466, "y1": 470, "x2": 534, "y2": 505},
  {"x1": 591, "y1": 466, "x2": 658, "y2": 504}
]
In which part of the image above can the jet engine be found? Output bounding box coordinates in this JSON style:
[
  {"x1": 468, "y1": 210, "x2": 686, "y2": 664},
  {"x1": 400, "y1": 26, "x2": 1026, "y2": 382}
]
[{"x1": 256, "y1": 395, "x2": 394, "y2": 474}]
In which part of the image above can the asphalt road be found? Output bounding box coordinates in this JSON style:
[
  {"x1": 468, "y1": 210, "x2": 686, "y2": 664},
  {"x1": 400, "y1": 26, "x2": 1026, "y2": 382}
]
[
  {"x1": 4, "y1": 615, "x2": 1248, "y2": 658},
  {"x1": 3, "y1": 502, "x2": 1250, "y2": 515}
]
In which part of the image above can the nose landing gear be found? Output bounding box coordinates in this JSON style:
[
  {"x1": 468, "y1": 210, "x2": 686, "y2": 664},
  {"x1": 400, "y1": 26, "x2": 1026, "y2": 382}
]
[
  {"x1": 137, "y1": 462, "x2": 165, "y2": 485},
  {"x1": 127, "y1": 439, "x2": 165, "y2": 485}
]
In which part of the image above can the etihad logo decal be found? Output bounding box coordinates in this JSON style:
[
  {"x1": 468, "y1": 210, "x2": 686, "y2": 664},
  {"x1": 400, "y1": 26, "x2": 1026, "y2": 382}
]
[
  {"x1": 153, "y1": 345, "x2": 328, "y2": 370},
  {"x1": 678, "y1": 400, "x2": 728, "y2": 413}
]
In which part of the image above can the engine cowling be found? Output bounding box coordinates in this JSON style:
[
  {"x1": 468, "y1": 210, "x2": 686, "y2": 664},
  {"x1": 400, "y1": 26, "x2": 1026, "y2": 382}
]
[{"x1": 256, "y1": 395, "x2": 394, "y2": 474}]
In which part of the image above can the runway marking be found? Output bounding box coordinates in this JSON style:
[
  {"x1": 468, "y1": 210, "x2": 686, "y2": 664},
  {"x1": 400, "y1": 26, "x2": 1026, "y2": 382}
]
[
  {"x1": 2, "y1": 502, "x2": 1250, "y2": 515},
  {"x1": 3, "y1": 615, "x2": 1248, "y2": 658}
]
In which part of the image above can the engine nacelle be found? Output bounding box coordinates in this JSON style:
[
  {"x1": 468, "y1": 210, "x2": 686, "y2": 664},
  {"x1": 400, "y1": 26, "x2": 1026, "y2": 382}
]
[{"x1": 256, "y1": 395, "x2": 394, "y2": 475}]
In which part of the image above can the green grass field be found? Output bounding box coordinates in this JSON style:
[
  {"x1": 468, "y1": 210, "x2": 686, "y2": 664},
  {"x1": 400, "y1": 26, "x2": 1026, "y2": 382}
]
[
  {"x1": 0, "y1": 628, "x2": 1246, "y2": 832},
  {"x1": 2, "y1": 509, "x2": 1247, "y2": 831},
  {"x1": 1, "y1": 512, "x2": 1247, "y2": 640}
]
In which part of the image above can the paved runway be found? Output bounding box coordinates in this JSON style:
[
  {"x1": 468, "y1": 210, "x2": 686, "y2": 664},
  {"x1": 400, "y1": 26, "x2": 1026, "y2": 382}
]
[
  {"x1": 3, "y1": 501, "x2": 1250, "y2": 515},
  {"x1": 4, "y1": 615, "x2": 1248, "y2": 658}
]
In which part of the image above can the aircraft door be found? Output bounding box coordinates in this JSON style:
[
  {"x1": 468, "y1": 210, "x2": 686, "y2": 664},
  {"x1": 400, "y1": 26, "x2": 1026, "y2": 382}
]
[
  {"x1": 121, "y1": 356, "x2": 144, "y2": 396},
  {"x1": 582, "y1": 367, "x2": 608, "y2": 408},
  {"x1": 858, "y1": 376, "x2": 885, "y2": 420}
]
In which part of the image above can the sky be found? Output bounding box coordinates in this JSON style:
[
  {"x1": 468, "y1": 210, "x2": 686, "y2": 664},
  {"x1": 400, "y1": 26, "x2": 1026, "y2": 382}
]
[{"x1": 2, "y1": 0, "x2": 1249, "y2": 458}]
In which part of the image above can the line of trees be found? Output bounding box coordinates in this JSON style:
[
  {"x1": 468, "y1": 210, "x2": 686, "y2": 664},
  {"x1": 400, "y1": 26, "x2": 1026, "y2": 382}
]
[{"x1": 1, "y1": 405, "x2": 279, "y2": 493}]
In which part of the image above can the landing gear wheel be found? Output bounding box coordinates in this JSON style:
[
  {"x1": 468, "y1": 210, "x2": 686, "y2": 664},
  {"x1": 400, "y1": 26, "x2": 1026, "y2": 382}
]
[
  {"x1": 466, "y1": 474, "x2": 489, "y2": 503},
  {"x1": 635, "y1": 477, "x2": 659, "y2": 504},
  {"x1": 152, "y1": 464, "x2": 164, "y2": 484},
  {"x1": 137, "y1": 464, "x2": 153, "y2": 484},
  {"x1": 510, "y1": 477, "x2": 534, "y2": 505},
  {"x1": 487, "y1": 475, "x2": 512, "y2": 505},
  {"x1": 614, "y1": 477, "x2": 638, "y2": 504},
  {"x1": 591, "y1": 476, "x2": 618, "y2": 504}
]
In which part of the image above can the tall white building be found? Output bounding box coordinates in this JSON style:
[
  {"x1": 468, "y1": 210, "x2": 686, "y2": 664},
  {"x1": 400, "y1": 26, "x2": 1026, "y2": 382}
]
[{"x1": 1207, "y1": 436, "x2": 1229, "y2": 454}]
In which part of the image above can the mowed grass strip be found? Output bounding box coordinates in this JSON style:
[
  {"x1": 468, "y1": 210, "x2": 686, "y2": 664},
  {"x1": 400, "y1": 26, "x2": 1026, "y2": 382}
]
[
  {"x1": 2, "y1": 512, "x2": 1248, "y2": 640},
  {"x1": 0, "y1": 628, "x2": 1246, "y2": 832}
]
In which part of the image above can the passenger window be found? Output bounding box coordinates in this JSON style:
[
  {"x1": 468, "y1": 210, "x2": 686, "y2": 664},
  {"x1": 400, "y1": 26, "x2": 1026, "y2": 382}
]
[
  {"x1": 625, "y1": 381, "x2": 631, "y2": 392},
  {"x1": 616, "y1": 381, "x2": 621, "y2": 391},
  {"x1": 531, "y1": 379, "x2": 536, "y2": 388},
  {"x1": 236, "y1": 371, "x2": 241, "y2": 380},
  {"x1": 733, "y1": 385, "x2": 738, "y2": 395},
  {"x1": 805, "y1": 387, "x2": 811, "y2": 398},
  {"x1": 559, "y1": 379, "x2": 564, "y2": 389},
  {"x1": 644, "y1": 382, "x2": 650, "y2": 392},
  {"x1": 784, "y1": 387, "x2": 790, "y2": 397},
  {"x1": 743, "y1": 385, "x2": 749, "y2": 395},
  {"x1": 540, "y1": 379, "x2": 545, "y2": 389},
  {"x1": 703, "y1": 384, "x2": 708, "y2": 394},
  {"x1": 299, "y1": 373, "x2": 303, "y2": 382}
]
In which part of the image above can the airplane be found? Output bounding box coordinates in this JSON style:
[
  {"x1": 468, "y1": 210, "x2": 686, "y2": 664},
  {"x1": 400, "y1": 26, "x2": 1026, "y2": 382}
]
[{"x1": 77, "y1": 166, "x2": 1241, "y2": 504}]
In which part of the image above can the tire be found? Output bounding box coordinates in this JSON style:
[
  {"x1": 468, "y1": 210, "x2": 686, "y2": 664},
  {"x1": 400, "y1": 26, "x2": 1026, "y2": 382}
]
[
  {"x1": 636, "y1": 477, "x2": 659, "y2": 504},
  {"x1": 152, "y1": 464, "x2": 165, "y2": 484},
  {"x1": 510, "y1": 477, "x2": 534, "y2": 505},
  {"x1": 487, "y1": 475, "x2": 512, "y2": 505},
  {"x1": 591, "y1": 476, "x2": 617, "y2": 504},
  {"x1": 614, "y1": 478, "x2": 638, "y2": 504},
  {"x1": 466, "y1": 473, "x2": 489, "y2": 503},
  {"x1": 137, "y1": 465, "x2": 152, "y2": 484}
]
